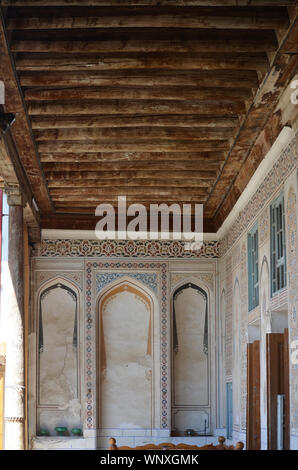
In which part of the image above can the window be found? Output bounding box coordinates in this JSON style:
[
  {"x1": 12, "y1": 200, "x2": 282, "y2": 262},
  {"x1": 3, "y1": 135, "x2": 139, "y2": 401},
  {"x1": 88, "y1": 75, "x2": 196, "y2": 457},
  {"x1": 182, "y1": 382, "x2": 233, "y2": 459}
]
[
  {"x1": 248, "y1": 224, "x2": 259, "y2": 311},
  {"x1": 270, "y1": 193, "x2": 286, "y2": 295}
]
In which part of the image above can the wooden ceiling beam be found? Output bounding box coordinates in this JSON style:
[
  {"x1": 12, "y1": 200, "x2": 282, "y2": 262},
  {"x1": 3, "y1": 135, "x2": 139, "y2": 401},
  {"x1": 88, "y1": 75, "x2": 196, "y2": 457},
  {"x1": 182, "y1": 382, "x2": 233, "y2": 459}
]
[
  {"x1": 2, "y1": 1, "x2": 296, "y2": 6},
  {"x1": 31, "y1": 116, "x2": 239, "y2": 129},
  {"x1": 19, "y1": 70, "x2": 259, "y2": 88},
  {"x1": 24, "y1": 86, "x2": 252, "y2": 102},
  {"x1": 11, "y1": 36, "x2": 278, "y2": 53},
  {"x1": 50, "y1": 195, "x2": 208, "y2": 203},
  {"x1": 51, "y1": 200, "x2": 203, "y2": 209},
  {"x1": 44, "y1": 170, "x2": 218, "y2": 181},
  {"x1": 34, "y1": 127, "x2": 235, "y2": 141},
  {"x1": 49, "y1": 186, "x2": 208, "y2": 195},
  {"x1": 47, "y1": 178, "x2": 214, "y2": 188},
  {"x1": 40, "y1": 212, "x2": 216, "y2": 233},
  {"x1": 15, "y1": 53, "x2": 269, "y2": 72},
  {"x1": 6, "y1": 9, "x2": 289, "y2": 30},
  {"x1": 28, "y1": 100, "x2": 245, "y2": 116},
  {"x1": 0, "y1": 11, "x2": 52, "y2": 214},
  {"x1": 38, "y1": 140, "x2": 231, "y2": 153},
  {"x1": 43, "y1": 165, "x2": 218, "y2": 174},
  {"x1": 39, "y1": 151, "x2": 226, "y2": 163}
]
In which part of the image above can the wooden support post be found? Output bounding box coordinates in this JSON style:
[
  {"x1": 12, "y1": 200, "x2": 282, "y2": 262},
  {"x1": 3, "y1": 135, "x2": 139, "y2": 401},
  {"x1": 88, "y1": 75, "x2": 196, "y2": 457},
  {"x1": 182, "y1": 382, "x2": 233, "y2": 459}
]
[{"x1": 4, "y1": 185, "x2": 25, "y2": 450}]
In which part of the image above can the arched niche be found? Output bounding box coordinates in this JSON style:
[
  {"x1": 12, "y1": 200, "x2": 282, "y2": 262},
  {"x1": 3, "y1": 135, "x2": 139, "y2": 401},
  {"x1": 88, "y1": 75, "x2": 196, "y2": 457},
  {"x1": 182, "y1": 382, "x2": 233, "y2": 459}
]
[
  {"x1": 171, "y1": 280, "x2": 210, "y2": 435},
  {"x1": 97, "y1": 278, "x2": 158, "y2": 432},
  {"x1": 36, "y1": 278, "x2": 81, "y2": 434}
]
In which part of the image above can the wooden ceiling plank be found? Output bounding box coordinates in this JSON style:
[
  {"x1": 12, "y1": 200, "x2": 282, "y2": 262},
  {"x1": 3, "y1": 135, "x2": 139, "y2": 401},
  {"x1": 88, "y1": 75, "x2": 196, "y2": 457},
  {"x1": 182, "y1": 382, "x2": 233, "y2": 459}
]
[
  {"x1": 31, "y1": 116, "x2": 239, "y2": 129},
  {"x1": 37, "y1": 140, "x2": 231, "y2": 152},
  {"x1": 25, "y1": 86, "x2": 252, "y2": 101},
  {"x1": 43, "y1": 164, "x2": 219, "y2": 174},
  {"x1": 47, "y1": 178, "x2": 214, "y2": 188},
  {"x1": 34, "y1": 127, "x2": 235, "y2": 141},
  {"x1": 39, "y1": 151, "x2": 226, "y2": 162},
  {"x1": 28, "y1": 100, "x2": 246, "y2": 116},
  {"x1": 2, "y1": 1, "x2": 296, "y2": 6},
  {"x1": 15, "y1": 53, "x2": 269, "y2": 72},
  {"x1": 19, "y1": 70, "x2": 260, "y2": 88},
  {"x1": 11, "y1": 36, "x2": 278, "y2": 53},
  {"x1": 6, "y1": 10, "x2": 289, "y2": 30}
]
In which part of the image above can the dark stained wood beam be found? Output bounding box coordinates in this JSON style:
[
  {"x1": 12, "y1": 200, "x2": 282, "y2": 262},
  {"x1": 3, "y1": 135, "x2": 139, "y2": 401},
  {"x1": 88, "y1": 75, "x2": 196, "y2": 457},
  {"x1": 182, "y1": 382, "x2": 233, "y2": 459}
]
[
  {"x1": 44, "y1": 169, "x2": 218, "y2": 178},
  {"x1": 40, "y1": 212, "x2": 216, "y2": 234},
  {"x1": 19, "y1": 70, "x2": 260, "y2": 88},
  {"x1": 0, "y1": 11, "x2": 52, "y2": 214},
  {"x1": 6, "y1": 7, "x2": 290, "y2": 30},
  {"x1": 24, "y1": 86, "x2": 252, "y2": 102},
  {"x1": 11, "y1": 35, "x2": 278, "y2": 53},
  {"x1": 38, "y1": 140, "x2": 231, "y2": 153},
  {"x1": 39, "y1": 151, "x2": 226, "y2": 163},
  {"x1": 34, "y1": 127, "x2": 235, "y2": 141},
  {"x1": 31, "y1": 116, "x2": 239, "y2": 129},
  {"x1": 2, "y1": 1, "x2": 296, "y2": 6},
  {"x1": 15, "y1": 53, "x2": 269, "y2": 72},
  {"x1": 28, "y1": 100, "x2": 245, "y2": 116}
]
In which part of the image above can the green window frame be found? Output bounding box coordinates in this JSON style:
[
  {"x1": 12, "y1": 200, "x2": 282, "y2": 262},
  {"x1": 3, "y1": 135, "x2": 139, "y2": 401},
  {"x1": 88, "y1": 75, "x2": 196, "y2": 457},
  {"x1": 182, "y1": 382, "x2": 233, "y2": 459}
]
[
  {"x1": 248, "y1": 224, "x2": 259, "y2": 312},
  {"x1": 270, "y1": 193, "x2": 287, "y2": 295}
]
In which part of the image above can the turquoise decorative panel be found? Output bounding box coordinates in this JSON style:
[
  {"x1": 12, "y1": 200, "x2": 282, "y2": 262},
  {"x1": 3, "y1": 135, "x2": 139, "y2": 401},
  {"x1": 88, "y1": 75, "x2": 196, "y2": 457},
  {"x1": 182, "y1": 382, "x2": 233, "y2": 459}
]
[{"x1": 96, "y1": 272, "x2": 158, "y2": 294}]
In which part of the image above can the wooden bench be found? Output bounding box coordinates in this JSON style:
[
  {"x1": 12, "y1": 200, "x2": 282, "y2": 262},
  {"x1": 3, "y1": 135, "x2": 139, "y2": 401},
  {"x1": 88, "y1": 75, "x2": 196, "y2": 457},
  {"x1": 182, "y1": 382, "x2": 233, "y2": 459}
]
[{"x1": 109, "y1": 436, "x2": 244, "y2": 450}]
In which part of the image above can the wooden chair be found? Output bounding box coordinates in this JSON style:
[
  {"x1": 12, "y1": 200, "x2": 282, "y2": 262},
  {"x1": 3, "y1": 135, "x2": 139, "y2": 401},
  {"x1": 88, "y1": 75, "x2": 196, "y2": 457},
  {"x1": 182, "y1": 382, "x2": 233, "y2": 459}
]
[{"x1": 109, "y1": 436, "x2": 244, "y2": 450}]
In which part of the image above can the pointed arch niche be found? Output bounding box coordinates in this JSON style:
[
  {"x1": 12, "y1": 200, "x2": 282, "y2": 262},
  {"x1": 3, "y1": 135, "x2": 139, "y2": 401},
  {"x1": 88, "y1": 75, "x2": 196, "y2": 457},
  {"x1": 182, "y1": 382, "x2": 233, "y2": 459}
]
[
  {"x1": 171, "y1": 281, "x2": 210, "y2": 435},
  {"x1": 97, "y1": 278, "x2": 159, "y2": 432},
  {"x1": 36, "y1": 277, "x2": 81, "y2": 435}
]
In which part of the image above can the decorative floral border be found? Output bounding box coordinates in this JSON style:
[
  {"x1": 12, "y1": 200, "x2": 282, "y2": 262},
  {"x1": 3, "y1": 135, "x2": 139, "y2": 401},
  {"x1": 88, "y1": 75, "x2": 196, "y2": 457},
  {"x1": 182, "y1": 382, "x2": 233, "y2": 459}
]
[
  {"x1": 37, "y1": 239, "x2": 219, "y2": 258},
  {"x1": 85, "y1": 261, "x2": 169, "y2": 430}
]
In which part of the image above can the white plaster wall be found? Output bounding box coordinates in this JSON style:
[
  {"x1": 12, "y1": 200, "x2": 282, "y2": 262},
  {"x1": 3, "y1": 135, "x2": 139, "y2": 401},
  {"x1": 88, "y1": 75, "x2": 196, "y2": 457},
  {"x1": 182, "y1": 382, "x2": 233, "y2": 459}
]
[{"x1": 99, "y1": 289, "x2": 152, "y2": 430}]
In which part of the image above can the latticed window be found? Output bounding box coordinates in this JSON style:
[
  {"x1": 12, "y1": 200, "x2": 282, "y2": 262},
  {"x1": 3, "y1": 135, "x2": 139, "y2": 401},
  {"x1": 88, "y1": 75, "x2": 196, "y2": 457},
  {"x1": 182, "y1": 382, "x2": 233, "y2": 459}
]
[
  {"x1": 248, "y1": 224, "x2": 259, "y2": 311},
  {"x1": 270, "y1": 193, "x2": 287, "y2": 295}
]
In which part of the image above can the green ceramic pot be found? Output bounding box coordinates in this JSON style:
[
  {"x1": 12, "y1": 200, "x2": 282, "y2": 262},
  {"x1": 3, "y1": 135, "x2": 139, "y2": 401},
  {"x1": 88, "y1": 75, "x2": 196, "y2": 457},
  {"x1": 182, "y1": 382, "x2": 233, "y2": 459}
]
[
  {"x1": 71, "y1": 428, "x2": 82, "y2": 436},
  {"x1": 39, "y1": 428, "x2": 50, "y2": 436},
  {"x1": 55, "y1": 426, "x2": 67, "y2": 436}
]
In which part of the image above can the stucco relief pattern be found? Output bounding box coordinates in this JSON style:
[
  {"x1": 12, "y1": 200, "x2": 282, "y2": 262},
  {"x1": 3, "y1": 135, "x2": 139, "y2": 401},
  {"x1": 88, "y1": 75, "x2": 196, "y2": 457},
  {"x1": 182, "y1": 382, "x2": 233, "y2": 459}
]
[
  {"x1": 37, "y1": 239, "x2": 219, "y2": 258},
  {"x1": 170, "y1": 272, "x2": 214, "y2": 291},
  {"x1": 85, "y1": 261, "x2": 169, "y2": 430},
  {"x1": 35, "y1": 271, "x2": 83, "y2": 290},
  {"x1": 240, "y1": 244, "x2": 248, "y2": 431},
  {"x1": 286, "y1": 187, "x2": 298, "y2": 432},
  {"x1": 258, "y1": 207, "x2": 270, "y2": 247},
  {"x1": 225, "y1": 255, "x2": 233, "y2": 380},
  {"x1": 220, "y1": 133, "x2": 298, "y2": 256},
  {"x1": 232, "y1": 244, "x2": 240, "y2": 271}
]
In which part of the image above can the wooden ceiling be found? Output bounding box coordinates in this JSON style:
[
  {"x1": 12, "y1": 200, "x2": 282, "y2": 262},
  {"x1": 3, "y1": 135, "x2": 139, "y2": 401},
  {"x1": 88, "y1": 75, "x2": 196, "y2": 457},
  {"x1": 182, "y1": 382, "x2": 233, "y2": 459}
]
[{"x1": 0, "y1": 1, "x2": 297, "y2": 233}]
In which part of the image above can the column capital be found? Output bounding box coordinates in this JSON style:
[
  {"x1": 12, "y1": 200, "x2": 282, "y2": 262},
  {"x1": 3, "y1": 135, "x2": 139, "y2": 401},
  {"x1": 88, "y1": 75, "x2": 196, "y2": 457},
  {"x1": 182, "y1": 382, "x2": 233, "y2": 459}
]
[{"x1": 5, "y1": 183, "x2": 25, "y2": 207}]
